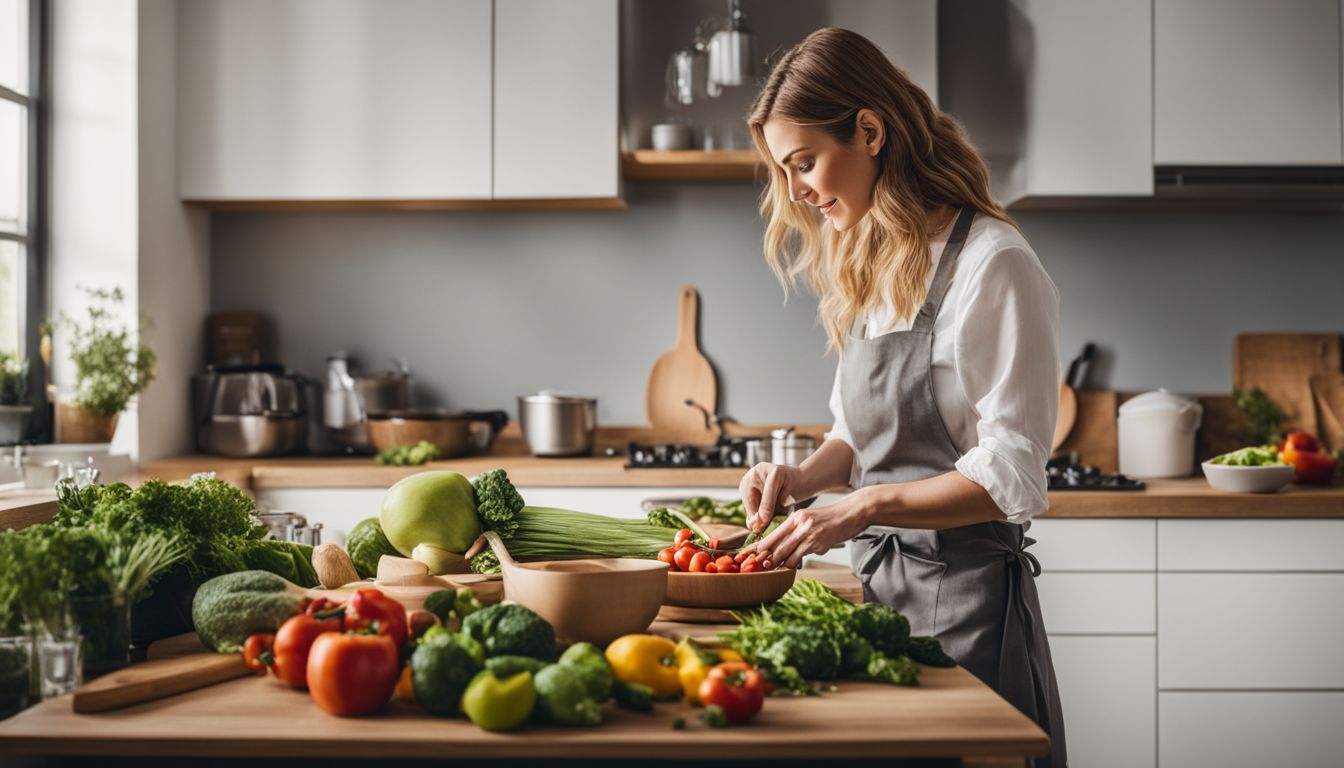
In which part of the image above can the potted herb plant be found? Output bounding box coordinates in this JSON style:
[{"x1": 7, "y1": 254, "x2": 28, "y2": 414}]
[
  {"x1": 58, "y1": 287, "x2": 156, "y2": 443},
  {"x1": 0, "y1": 352, "x2": 29, "y2": 445}
]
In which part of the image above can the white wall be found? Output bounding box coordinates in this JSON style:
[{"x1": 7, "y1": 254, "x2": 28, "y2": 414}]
[{"x1": 49, "y1": 0, "x2": 209, "y2": 460}]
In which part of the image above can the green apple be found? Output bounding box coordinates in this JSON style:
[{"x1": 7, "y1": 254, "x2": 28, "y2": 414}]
[{"x1": 379, "y1": 470, "x2": 482, "y2": 572}]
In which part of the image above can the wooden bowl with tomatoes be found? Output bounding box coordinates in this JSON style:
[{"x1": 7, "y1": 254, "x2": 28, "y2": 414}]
[{"x1": 658, "y1": 528, "x2": 796, "y2": 608}]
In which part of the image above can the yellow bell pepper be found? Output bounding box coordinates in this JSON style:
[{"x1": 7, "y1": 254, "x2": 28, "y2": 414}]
[
  {"x1": 675, "y1": 637, "x2": 744, "y2": 706},
  {"x1": 604, "y1": 634, "x2": 682, "y2": 699}
]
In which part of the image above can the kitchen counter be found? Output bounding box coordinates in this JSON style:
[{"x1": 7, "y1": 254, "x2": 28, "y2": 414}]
[
  {"x1": 133, "y1": 454, "x2": 1344, "y2": 519},
  {"x1": 0, "y1": 645, "x2": 1048, "y2": 765}
]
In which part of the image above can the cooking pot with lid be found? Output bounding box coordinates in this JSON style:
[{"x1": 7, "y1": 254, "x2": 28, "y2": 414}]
[
  {"x1": 1118, "y1": 389, "x2": 1203, "y2": 478},
  {"x1": 518, "y1": 392, "x2": 597, "y2": 457}
]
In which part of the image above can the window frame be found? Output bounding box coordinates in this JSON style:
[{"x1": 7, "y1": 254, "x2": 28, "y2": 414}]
[{"x1": 0, "y1": 0, "x2": 47, "y2": 440}]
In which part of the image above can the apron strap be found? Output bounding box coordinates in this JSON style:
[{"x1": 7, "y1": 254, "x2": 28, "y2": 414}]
[{"x1": 911, "y1": 206, "x2": 975, "y2": 334}]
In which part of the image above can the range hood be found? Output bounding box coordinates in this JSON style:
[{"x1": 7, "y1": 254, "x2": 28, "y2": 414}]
[{"x1": 1155, "y1": 166, "x2": 1344, "y2": 202}]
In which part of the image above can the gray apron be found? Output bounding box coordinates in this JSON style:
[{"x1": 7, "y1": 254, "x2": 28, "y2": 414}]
[{"x1": 844, "y1": 207, "x2": 1068, "y2": 767}]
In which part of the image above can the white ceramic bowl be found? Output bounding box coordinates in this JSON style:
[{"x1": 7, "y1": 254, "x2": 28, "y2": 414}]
[{"x1": 1201, "y1": 461, "x2": 1294, "y2": 493}]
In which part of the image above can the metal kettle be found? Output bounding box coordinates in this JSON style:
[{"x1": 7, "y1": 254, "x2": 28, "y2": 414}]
[{"x1": 322, "y1": 354, "x2": 410, "y2": 453}]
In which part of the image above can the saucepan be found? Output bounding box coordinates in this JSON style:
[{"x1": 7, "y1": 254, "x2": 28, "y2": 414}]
[{"x1": 366, "y1": 409, "x2": 508, "y2": 458}]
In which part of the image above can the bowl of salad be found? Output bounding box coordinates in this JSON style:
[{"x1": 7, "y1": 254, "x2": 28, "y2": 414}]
[{"x1": 1202, "y1": 445, "x2": 1294, "y2": 493}]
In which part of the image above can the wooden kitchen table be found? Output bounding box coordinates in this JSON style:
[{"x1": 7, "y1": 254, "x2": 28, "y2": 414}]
[{"x1": 0, "y1": 646, "x2": 1048, "y2": 767}]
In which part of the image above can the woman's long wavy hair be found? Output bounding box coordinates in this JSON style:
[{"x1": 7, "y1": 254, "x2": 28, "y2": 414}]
[{"x1": 749, "y1": 28, "x2": 1013, "y2": 352}]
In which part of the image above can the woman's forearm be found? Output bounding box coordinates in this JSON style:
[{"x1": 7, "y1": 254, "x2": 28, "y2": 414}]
[
  {"x1": 795, "y1": 438, "x2": 856, "y2": 500},
  {"x1": 859, "y1": 470, "x2": 1007, "y2": 530}
]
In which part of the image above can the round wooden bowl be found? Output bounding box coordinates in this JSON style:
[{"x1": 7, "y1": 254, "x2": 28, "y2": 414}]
[{"x1": 664, "y1": 567, "x2": 797, "y2": 609}]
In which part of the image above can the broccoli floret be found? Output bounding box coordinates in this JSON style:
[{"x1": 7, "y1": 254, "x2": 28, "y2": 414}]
[
  {"x1": 454, "y1": 587, "x2": 485, "y2": 619},
  {"x1": 907, "y1": 636, "x2": 957, "y2": 667},
  {"x1": 471, "y1": 469, "x2": 526, "y2": 538},
  {"x1": 759, "y1": 623, "x2": 841, "y2": 681},
  {"x1": 559, "y1": 642, "x2": 613, "y2": 701},
  {"x1": 461, "y1": 602, "x2": 556, "y2": 660},
  {"x1": 486, "y1": 655, "x2": 550, "y2": 678},
  {"x1": 470, "y1": 550, "x2": 502, "y2": 574},
  {"x1": 191, "y1": 570, "x2": 304, "y2": 653},
  {"x1": 848, "y1": 602, "x2": 911, "y2": 657},
  {"x1": 864, "y1": 652, "x2": 920, "y2": 686},
  {"x1": 422, "y1": 589, "x2": 456, "y2": 622},
  {"x1": 534, "y1": 663, "x2": 602, "y2": 727}
]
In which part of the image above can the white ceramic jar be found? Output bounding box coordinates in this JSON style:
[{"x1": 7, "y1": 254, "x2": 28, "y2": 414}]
[{"x1": 1117, "y1": 389, "x2": 1203, "y2": 478}]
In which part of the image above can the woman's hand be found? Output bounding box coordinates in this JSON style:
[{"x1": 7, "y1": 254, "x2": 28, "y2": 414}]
[
  {"x1": 749, "y1": 489, "x2": 874, "y2": 569},
  {"x1": 739, "y1": 462, "x2": 808, "y2": 534}
]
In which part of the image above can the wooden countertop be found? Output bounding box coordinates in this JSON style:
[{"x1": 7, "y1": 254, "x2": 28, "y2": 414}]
[
  {"x1": 133, "y1": 455, "x2": 1344, "y2": 519},
  {"x1": 0, "y1": 657, "x2": 1047, "y2": 763}
]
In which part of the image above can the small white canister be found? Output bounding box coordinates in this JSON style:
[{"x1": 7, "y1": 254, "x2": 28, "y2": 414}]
[{"x1": 1118, "y1": 389, "x2": 1203, "y2": 478}]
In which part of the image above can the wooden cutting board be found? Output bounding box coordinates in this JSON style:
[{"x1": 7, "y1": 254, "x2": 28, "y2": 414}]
[
  {"x1": 1310, "y1": 373, "x2": 1344, "y2": 452},
  {"x1": 72, "y1": 650, "x2": 250, "y2": 714},
  {"x1": 1059, "y1": 390, "x2": 1119, "y2": 473},
  {"x1": 645, "y1": 286, "x2": 718, "y2": 442},
  {"x1": 1233, "y1": 333, "x2": 1342, "y2": 436}
]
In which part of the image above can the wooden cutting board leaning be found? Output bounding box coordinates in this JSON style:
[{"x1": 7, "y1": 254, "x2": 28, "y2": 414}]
[
  {"x1": 1234, "y1": 332, "x2": 1342, "y2": 436},
  {"x1": 645, "y1": 286, "x2": 718, "y2": 443}
]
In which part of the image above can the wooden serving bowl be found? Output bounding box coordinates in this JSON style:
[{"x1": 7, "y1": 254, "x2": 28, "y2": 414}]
[
  {"x1": 664, "y1": 567, "x2": 797, "y2": 609},
  {"x1": 482, "y1": 532, "x2": 669, "y2": 645}
]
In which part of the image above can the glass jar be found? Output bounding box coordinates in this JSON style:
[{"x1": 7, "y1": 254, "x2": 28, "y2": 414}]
[
  {"x1": 71, "y1": 594, "x2": 131, "y2": 677},
  {"x1": 0, "y1": 635, "x2": 33, "y2": 719},
  {"x1": 37, "y1": 629, "x2": 82, "y2": 699}
]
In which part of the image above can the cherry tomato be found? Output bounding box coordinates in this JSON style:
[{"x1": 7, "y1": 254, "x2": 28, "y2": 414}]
[
  {"x1": 658, "y1": 547, "x2": 677, "y2": 569},
  {"x1": 241, "y1": 633, "x2": 274, "y2": 676},
  {"x1": 674, "y1": 529, "x2": 695, "y2": 548},
  {"x1": 698, "y1": 662, "x2": 765, "y2": 724},
  {"x1": 740, "y1": 561, "x2": 761, "y2": 573},
  {"x1": 306, "y1": 632, "x2": 400, "y2": 717},
  {"x1": 688, "y1": 551, "x2": 711, "y2": 573},
  {"x1": 705, "y1": 562, "x2": 718, "y2": 573},
  {"x1": 734, "y1": 550, "x2": 752, "y2": 564},
  {"x1": 714, "y1": 555, "x2": 735, "y2": 572},
  {"x1": 272, "y1": 613, "x2": 342, "y2": 689},
  {"x1": 721, "y1": 562, "x2": 740, "y2": 574},
  {"x1": 674, "y1": 546, "x2": 697, "y2": 571}
]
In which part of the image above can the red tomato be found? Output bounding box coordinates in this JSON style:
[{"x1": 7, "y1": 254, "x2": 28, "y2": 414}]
[
  {"x1": 734, "y1": 550, "x2": 752, "y2": 564},
  {"x1": 306, "y1": 633, "x2": 400, "y2": 717},
  {"x1": 674, "y1": 546, "x2": 697, "y2": 571},
  {"x1": 721, "y1": 562, "x2": 740, "y2": 574},
  {"x1": 241, "y1": 633, "x2": 273, "y2": 676},
  {"x1": 688, "y1": 551, "x2": 711, "y2": 572},
  {"x1": 1281, "y1": 431, "x2": 1322, "y2": 454},
  {"x1": 698, "y1": 662, "x2": 765, "y2": 724},
  {"x1": 674, "y1": 529, "x2": 695, "y2": 548},
  {"x1": 705, "y1": 562, "x2": 719, "y2": 573},
  {"x1": 272, "y1": 613, "x2": 342, "y2": 688},
  {"x1": 658, "y1": 547, "x2": 677, "y2": 569},
  {"x1": 344, "y1": 589, "x2": 409, "y2": 647},
  {"x1": 1282, "y1": 445, "x2": 1338, "y2": 485},
  {"x1": 714, "y1": 555, "x2": 735, "y2": 572},
  {"x1": 740, "y1": 561, "x2": 761, "y2": 573}
]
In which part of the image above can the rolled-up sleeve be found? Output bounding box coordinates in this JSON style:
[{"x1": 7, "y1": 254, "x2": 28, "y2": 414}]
[{"x1": 951, "y1": 245, "x2": 1060, "y2": 523}]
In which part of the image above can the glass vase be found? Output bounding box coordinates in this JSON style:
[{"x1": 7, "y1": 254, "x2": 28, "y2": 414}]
[
  {"x1": 71, "y1": 594, "x2": 131, "y2": 677},
  {"x1": 0, "y1": 635, "x2": 32, "y2": 720}
]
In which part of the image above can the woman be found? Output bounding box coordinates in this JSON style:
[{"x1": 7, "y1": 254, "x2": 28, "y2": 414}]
[{"x1": 739, "y1": 28, "x2": 1066, "y2": 767}]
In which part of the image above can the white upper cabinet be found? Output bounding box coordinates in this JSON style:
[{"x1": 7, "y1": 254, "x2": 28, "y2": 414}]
[
  {"x1": 1020, "y1": 0, "x2": 1152, "y2": 197},
  {"x1": 493, "y1": 0, "x2": 618, "y2": 199},
  {"x1": 1154, "y1": 0, "x2": 1343, "y2": 165},
  {"x1": 179, "y1": 0, "x2": 494, "y2": 200}
]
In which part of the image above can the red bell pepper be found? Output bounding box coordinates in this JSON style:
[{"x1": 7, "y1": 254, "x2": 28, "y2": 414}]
[
  {"x1": 343, "y1": 589, "x2": 409, "y2": 647},
  {"x1": 306, "y1": 632, "x2": 400, "y2": 717},
  {"x1": 1281, "y1": 445, "x2": 1338, "y2": 485},
  {"x1": 241, "y1": 633, "x2": 274, "y2": 676},
  {"x1": 271, "y1": 612, "x2": 343, "y2": 689}
]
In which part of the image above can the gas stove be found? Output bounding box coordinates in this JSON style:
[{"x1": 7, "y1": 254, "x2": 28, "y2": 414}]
[
  {"x1": 1047, "y1": 458, "x2": 1146, "y2": 491},
  {"x1": 625, "y1": 437, "x2": 749, "y2": 469}
]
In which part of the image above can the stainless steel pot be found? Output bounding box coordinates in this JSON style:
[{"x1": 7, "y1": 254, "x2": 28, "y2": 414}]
[
  {"x1": 194, "y1": 365, "x2": 305, "y2": 457},
  {"x1": 255, "y1": 509, "x2": 322, "y2": 546},
  {"x1": 518, "y1": 392, "x2": 597, "y2": 457},
  {"x1": 771, "y1": 427, "x2": 816, "y2": 467}
]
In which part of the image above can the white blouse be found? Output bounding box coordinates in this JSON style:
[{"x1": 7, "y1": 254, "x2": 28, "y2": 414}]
[{"x1": 826, "y1": 214, "x2": 1061, "y2": 524}]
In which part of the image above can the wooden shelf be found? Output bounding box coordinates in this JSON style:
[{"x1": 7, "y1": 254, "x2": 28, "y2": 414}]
[{"x1": 622, "y1": 150, "x2": 763, "y2": 181}]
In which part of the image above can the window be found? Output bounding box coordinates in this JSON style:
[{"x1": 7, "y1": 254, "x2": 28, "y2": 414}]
[{"x1": 0, "y1": 0, "x2": 40, "y2": 416}]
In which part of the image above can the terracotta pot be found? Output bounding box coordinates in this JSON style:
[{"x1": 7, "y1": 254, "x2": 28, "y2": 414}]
[{"x1": 57, "y1": 402, "x2": 119, "y2": 444}]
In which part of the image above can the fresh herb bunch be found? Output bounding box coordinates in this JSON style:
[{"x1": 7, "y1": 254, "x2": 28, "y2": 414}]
[
  {"x1": 54, "y1": 474, "x2": 318, "y2": 586},
  {"x1": 719, "y1": 579, "x2": 952, "y2": 694},
  {"x1": 374, "y1": 440, "x2": 440, "y2": 466},
  {"x1": 0, "y1": 352, "x2": 27, "y2": 405},
  {"x1": 61, "y1": 286, "x2": 156, "y2": 418},
  {"x1": 1233, "y1": 387, "x2": 1288, "y2": 445}
]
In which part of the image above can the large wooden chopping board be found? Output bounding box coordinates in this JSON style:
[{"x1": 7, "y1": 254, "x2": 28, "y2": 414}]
[
  {"x1": 645, "y1": 286, "x2": 718, "y2": 442},
  {"x1": 1234, "y1": 333, "x2": 1342, "y2": 436}
]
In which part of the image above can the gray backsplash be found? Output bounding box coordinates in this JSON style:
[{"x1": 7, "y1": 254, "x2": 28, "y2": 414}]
[{"x1": 211, "y1": 186, "x2": 1344, "y2": 425}]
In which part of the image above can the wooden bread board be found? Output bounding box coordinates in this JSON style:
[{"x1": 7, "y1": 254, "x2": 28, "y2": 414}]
[
  {"x1": 645, "y1": 286, "x2": 718, "y2": 443},
  {"x1": 72, "y1": 651, "x2": 250, "y2": 714},
  {"x1": 1058, "y1": 390, "x2": 1119, "y2": 473},
  {"x1": 1234, "y1": 333, "x2": 1341, "y2": 436}
]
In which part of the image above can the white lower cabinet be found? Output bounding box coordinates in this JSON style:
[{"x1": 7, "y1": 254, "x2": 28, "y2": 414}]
[
  {"x1": 1159, "y1": 692, "x2": 1344, "y2": 768},
  {"x1": 1050, "y1": 636, "x2": 1156, "y2": 768}
]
